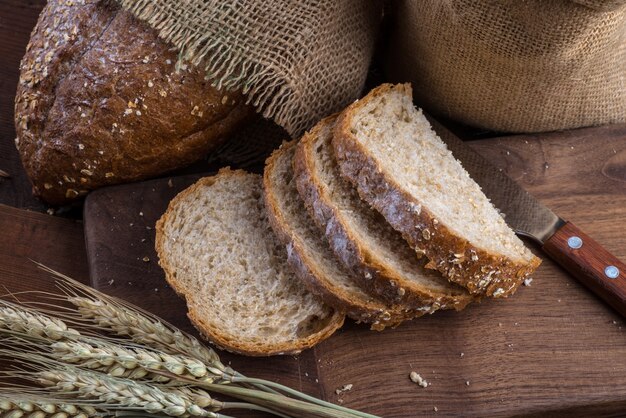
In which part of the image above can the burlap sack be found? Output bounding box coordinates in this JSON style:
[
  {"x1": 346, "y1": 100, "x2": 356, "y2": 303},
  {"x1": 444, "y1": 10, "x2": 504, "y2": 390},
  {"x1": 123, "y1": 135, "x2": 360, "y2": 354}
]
[
  {"x1": 116, "y1": 0, "x2": 381, "y2": 137},
  {"x1": 385, "y1": 0, "x2": 626, "y2": 133}
]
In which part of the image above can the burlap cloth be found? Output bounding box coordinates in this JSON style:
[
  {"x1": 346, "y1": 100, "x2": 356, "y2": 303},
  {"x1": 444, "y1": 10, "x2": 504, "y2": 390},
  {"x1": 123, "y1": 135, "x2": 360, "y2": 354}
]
[
  {"x1": 385, "y1": 0, "x2": 626, "y2": 133},
  {"x1": 117, "y1": 0, "x2": 625, "y2": 136},
  {"x1": 116, "y1": 0, "x2": 381, "y2": 137}
]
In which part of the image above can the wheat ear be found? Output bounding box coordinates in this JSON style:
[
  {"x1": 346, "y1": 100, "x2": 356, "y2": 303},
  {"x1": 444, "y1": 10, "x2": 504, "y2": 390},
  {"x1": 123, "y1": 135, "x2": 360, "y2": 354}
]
[
  {"x1": 38, "y1": 368, "x2": 224, "y2": 418},
  {"x1": 0, "y1": 301, "x2": 80, "y2": 341},
  {"x1": 0, "y1": 398, "x2": 97, "y2": 418},
  {"x1": 34, "y1": 265, "x2": 223, "y2": 371},
  {"x1": 51, "y1": 340, "x2": 224, "y2": 383}
]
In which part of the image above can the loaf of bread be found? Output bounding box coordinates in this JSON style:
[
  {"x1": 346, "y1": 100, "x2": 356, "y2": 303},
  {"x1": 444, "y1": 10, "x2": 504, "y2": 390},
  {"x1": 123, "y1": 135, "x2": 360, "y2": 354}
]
[
  {"x1": 333, "y1": 84, "x2": 541, "y2": 297},
  {"x1": 15, "y1": 0, "x2": 250, "y2": 205},
  {"x1": 155, "y1": 169, "x2": 344, "y2": 356},
  {"x1": 293, "y1": 115, "x2": 473, "y2": 310}
]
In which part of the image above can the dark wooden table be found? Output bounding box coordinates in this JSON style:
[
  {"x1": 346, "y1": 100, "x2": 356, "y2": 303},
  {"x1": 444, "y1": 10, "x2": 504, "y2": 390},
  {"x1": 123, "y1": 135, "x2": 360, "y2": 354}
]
[{"x1": 2, "y1": 2, "x2": 626, "y2": 417}]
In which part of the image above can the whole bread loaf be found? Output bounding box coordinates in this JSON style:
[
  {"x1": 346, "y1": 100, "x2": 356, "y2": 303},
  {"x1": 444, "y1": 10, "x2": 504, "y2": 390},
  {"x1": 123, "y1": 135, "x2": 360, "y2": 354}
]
[{"x1": 14, "y1": 0, "x2": 250, "y2": 205}]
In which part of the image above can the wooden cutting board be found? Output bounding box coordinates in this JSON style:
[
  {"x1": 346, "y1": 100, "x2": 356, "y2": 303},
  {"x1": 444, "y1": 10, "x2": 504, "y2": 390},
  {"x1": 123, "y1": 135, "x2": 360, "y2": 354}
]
[{"x1": 83, "y1": 123, "x2": 626, "y2": 418}]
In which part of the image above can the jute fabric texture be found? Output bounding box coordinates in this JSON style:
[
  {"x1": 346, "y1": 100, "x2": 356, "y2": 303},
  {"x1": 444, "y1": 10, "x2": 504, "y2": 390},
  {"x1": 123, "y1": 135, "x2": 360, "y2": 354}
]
[
  {"x1": 116, "y1": 0, "x2": 381, "y2": 137},
  {"x1": 384, "y1": 0, "x2": 626, "y2": 132}
]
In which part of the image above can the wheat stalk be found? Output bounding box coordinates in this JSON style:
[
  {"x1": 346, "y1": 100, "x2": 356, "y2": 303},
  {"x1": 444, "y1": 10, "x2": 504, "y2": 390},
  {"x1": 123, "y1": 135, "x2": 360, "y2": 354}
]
[
  {"x1": 0, "y1": 398, "x2": 97, "y2": 418},
  {"x1": 68, "y1": 297, "x2": 223, "y2": 367},
  {"x1": 0, "y1": 302, "x2": 80, "y2": 341},
  {"x1": 37, "y1": 369, "x2": 224, "y2": 417},
  {"x1": 25, "y1": 264, "x2": 381, "y2": 418},
  {"x1": 51, "y1": 340, "x2": 223, "y2": 383}
]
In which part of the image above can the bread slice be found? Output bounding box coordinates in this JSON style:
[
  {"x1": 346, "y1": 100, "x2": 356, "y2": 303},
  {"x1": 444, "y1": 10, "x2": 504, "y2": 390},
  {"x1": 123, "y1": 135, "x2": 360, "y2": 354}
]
[
  {"x1": 333, "y1": 84, "x2": 541, "y2": 297},
  {"x1": 155, "y1": 168, "x2": 344, "y2": 356},
  {"x1": 294, "y1": 115, "x2": 473, "y2": 310},
  {"x1": 263, "y1": 141, "x2": 422, "y2": 330}
]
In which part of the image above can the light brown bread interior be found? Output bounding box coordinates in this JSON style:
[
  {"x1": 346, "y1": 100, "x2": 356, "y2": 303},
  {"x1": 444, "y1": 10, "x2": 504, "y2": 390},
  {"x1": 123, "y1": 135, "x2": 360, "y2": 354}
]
[
  {"x1": 263, "y1": 141, "x2": 420, "y2": 330},
  {"x1": 333, "y1": 84, "x2": 541, "y2": 297},
  {"x1": 294, "y1": 116, "x2": 473, "y2": 310},
  {"x1": 155, "y1": 168, "x2": 344, "y2": 356}
]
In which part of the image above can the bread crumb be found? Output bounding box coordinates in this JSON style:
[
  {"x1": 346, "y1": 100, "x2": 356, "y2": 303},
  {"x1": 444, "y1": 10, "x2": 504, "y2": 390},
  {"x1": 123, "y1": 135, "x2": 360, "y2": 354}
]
[
  {"x1": 434, "y1": 407, "x2": 438, "y2": 412},
  {"x1": 142, "y1": 256, "x2": 150, "y2": 262},
  {"x1": 148, "y1": 80, "x2": 154, "y2": 88},
  {"x1": 523, "y1": 278, "x2": 533, "y2": 286},
  {"x1": 466, "y1": 381, "x2": 470, "y2": 386},
  {"x1": 460, "y1": 352, "x2": 464, "y2": 358},
  {"x1": 77, "y1": 144, "x2": 84, "y2": 150},
  {"x1": 409, "y1": 371, "x2": 428, "y2": 388},
  {"x1": 139, "y1": 211, "x2": 144, "y2": 217},
  {"x1": 335, "y1": 384, "x2": 353, "y2": 395},
  {"x1": 168, "y1": 178, "x2": 173, "y2": 188},
  {"x1": 46, "y1": 208, "x2": 55, "y2": 215}
]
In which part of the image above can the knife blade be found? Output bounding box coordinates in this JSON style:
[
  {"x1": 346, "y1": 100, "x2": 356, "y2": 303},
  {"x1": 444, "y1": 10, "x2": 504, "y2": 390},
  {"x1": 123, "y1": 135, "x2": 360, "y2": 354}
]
[{"x1": 432, "y1": 119, "x2": 626, "y2": 317}]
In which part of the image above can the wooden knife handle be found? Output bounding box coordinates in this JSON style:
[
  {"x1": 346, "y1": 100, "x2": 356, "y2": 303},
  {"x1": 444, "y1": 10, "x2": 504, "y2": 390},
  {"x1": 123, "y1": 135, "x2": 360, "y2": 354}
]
[{"x1": 543, "y1": 221, "x2": 626, "y2": 317}]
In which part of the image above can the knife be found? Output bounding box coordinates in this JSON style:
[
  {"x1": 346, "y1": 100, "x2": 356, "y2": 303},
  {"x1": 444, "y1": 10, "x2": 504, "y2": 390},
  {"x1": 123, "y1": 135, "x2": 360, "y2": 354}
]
[{"x1": 432, "y1": 120, "x2": 626, "y2": 316}]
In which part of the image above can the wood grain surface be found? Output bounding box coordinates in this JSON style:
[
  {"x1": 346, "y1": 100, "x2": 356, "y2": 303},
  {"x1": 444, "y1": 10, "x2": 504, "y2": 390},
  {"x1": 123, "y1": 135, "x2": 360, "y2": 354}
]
[
  {"x1": 0, "y1": 0, "x2": 47, "y2": 211},
  {"x1": 83, "y1": 123, "x2": 626, "y2": 417},
  {"x1": 0, "y1": 203, "x2": 90, "y2": 296}
]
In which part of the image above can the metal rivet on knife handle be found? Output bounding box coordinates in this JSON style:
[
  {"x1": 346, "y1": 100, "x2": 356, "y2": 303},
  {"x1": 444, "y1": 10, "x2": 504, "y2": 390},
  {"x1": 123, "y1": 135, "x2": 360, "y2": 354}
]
[
  {"x1": 543, "y1": 221, "x2": 626, "y2": 318},
  {"x1": 605, "y1": 266, "x2": 620, "y2": 279},
  {"x1": 567, "y1": 236, "x2": 583, "y2": 249}
]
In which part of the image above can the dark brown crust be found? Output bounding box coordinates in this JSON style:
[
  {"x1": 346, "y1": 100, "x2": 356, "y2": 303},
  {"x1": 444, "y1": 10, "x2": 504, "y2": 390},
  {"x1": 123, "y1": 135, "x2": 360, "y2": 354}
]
[
  {"x1": 332, "y1": 84, "x2": 542, "y2": 298},
  {"x1": 294, "y1": 116, "x2": 473, "y2": 311},
  {"x1": 263, "y1": 141, "x2": 419, "y2": 330},
  {"x1": 15, "y1": 0, "x2": 251, "y2": 205},
  {"x1": 155, "y1": 168, "x2": 344, "y2": 356}
]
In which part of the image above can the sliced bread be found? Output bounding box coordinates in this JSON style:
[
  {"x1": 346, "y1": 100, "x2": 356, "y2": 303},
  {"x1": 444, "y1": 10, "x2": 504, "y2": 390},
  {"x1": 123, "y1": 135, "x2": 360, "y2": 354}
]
[
  {"x1": 333, "y1": 84, "x2": 541, "y2": 297},
  {"x1": 294, "y1": 115, "x2": 473, "y2": 310},
  {"x1": 155, "y1": 168, "x2": 344, "y2": 356},
  {"x1": 263, "y1": 141, "x2": 421, "y2": 330}
]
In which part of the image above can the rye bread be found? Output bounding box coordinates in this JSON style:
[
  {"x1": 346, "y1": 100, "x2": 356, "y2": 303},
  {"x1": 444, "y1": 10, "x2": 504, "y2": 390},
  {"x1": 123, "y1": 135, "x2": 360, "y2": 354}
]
[
  {"x1": 263, "y1": 141, "x2": 422, "y2": 330},
  {"x1": 333, "y1": 84, "x2": 541, "y2": 297},
  {"x1": 15, "y1": 0, "x2": 250, "y2": 205},
  {"x1": 155, "y1": 168, "x2": 343, "y2": 356},
  {"x1": 293, "y1": 115, "x2": 473, "y2": 309}
]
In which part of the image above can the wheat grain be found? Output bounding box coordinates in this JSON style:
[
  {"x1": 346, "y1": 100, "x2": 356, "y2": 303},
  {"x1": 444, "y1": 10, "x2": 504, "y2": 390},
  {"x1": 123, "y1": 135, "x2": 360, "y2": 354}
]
[
  {"x1": 38, "y1": 369, "x2": 223, "y2": 417},
  {"x1": 0, "y1": 398, "x2": 97, "y2": 418},
  {"x1": 68, "y1": 297, "x2": 225, "y2": 371},
  {"x1": 51, "y1": 341, "x2": 223, "y2": 383},
  {"x1": 0, "y1": 304, "x2": 80, "y2": 341}
]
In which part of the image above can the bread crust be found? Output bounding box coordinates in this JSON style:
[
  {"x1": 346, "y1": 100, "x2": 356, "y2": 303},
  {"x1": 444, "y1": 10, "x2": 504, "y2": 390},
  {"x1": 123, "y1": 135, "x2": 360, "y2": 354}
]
[
  {"x1": 264, "y1": 141, "x2": 420, "y2": 330},
  {"x1": 155, "y1": 168, "x2": 344, "y2": 356},
  {"x1": 294, "y1": 116, "x2": 473, "y2": 311},
  {"x1": 333, "y1": 84, "x2": 541, "y2": 298},
  {"x1": 15, "y1": 0, "x2": 250, "y2": 205}
]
